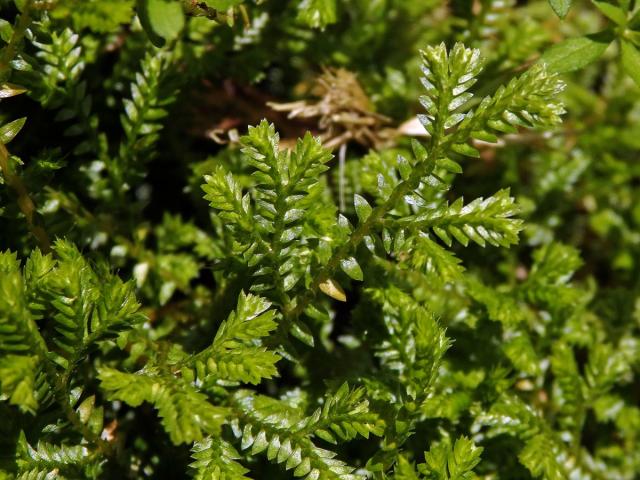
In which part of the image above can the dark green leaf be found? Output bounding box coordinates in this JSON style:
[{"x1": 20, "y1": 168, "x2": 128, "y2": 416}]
[
  {"x1": 540, "y1": 32, "x2": 612, "y2": 73},
  {"x1": 354, "y1": 194, "x2": 373, "y2": 222},
  {"x1": 549, "y1": 0, "x2": 572, "y2": 18},
  {"x1": 621, "y1": 39, "x2": 640, "y2": 87},
  {"x1": 0, "y1": 19, "x2": 13, "y2": 42},
  {"x1": 0, "y1": 117, "x2": 26, "y2": 144},
  {"x1": 137, "y1": 0, "x2": 185, "y2": 47},
  {"x1": 592, "y1": 1, "x2": 627, "y2": 25},
  {"x1": 340, "y1": 257, "x2": 363, "y2": 281},
  {"x1": 290, "y1": 320, "x2": 314, "y2": 347}
]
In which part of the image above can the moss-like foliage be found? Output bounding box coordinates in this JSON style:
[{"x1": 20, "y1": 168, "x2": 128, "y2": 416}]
[{"x1": 1, "y1": 1, "x2": 639, "y2": 479}]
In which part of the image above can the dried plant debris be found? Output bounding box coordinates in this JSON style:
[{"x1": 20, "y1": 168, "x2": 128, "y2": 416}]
[{"x1": 269, "y1": 68, "x2": 398, "y2": 150}]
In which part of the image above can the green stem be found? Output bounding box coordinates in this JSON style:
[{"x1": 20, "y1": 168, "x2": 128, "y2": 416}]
[
  {"x1": 269, "y1": 166, "x2": 298, "y2": 309},
  {"x1": 0, "y1": 3, "x2": 33, "y2": 83},
  {"x1": 282, "y1": 155, "x2": 435, "y2": 324}
]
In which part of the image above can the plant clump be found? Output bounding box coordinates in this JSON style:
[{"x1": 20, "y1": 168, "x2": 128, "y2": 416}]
[{"x1": 0, "y1": 1, "x2": 639, "y2": 479}]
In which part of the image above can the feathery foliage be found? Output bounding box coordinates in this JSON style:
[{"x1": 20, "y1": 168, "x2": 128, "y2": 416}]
[{"x1": 1, "y1": 0, "x2": 639, "y2": 479}]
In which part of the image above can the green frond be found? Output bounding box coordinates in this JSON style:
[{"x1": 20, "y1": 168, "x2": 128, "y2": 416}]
[
  {"x1": 419, "y1": 43, "x2": 564, "y2": 162},
  {"x1": 0, "y1": 355, "x2": 40, "y2": 414},
  {"x1": 585, "y1": 342, "x2": 633, "y2": 397},
  {"x1": 15, "y1": 432, "x2": 99, "y2": 479},
  {"x1": 399, "y1": 189, "x2": 522, "y2": 248},
  {"x1": 243, "y1": 121, "x2": 332, "y2": 294},
  {"x1": 97, "y1": 367, "x2": 158, "y2": 406},
  {"x1": 19, "y1": 22, "x2": 100, "y2": 156},
  {"x1": 405, "y1": 234, "x2": 465, "y2": 283},
  {"x1": 15, "y1": 469, "x2": 59, "y2": 480},
  {"x1": 0, "y1": 251, "x2": 56, "y2": 414},
  {"x1": 203, "y1": 121, "x2": 332, "y2": 298},
  {"x1": 419, "y1": 42, "x2": 483, "y2": 154},
  {"x1": 28, "y1": 27, "x2": 85, "y2": 107},
  {"x1": 42, "y1": 241, "x2": 99, "y2": 362},
  {"x1": 153, "y1": 383, "x2": 227, "y2": 445},
  {"x1": 419, "y1": 436, "x2": 483, "y2": 480},
  {"x1": 0, "y1": 250, "x2": 40, "y2": 355},
  {"x1": 232, "y1": 391, "x2": 364, "y2": 480},
  {"x1": 98, "y1": 367, "x2": 228, "y2": 444},
  {"x1": 90, "y1": 273, "x2": 146, "y2": 338},
  {"x1": 190, "y1": 292, "x2": 280, "y2": 385},
  {"x1": 466, "y1": 279, "x2": 528, "y2": 326},
  {"x1": 191, "y1": 437, "x2": 251, "y2": 480},
  {"x1": 393, "y1": 455, "x2": 421, "y2": 480},
  {"x1": 295, "y1": 383, "x2": 385, "y2": 443},
  {"x1": 528, "y1": 242, "x2": 583, "y2": 285},
  {"x1": 23, "y1": 248, "x2": 56, "y2": 315},
  {"x1": 518, "y1": 434, "x2": 566, "y2": 480},
  {"x1": 473, "y1": 392, "x2": 576, "y2": 477},
  {"x1": 38, "y1": 240, "x2": 144, "y2": 369},
  {"x1": 453, "y1": 64, "x2": 565, "y2": 148},
  {"x1": 115, "y1": 50, "x2": 176, "y2": 191},
  {"x1": 212, "y1": 291, "x2": 278, "y2": 347},
  {"x1": 197, "y1": 347, "x2": 281, "y2": 386},
  {"x1": 2, "y1": 3, "x2": 635, "y2": 477},
  {"x1": 522, "y1": 242, "x2": 586, "y2": 310},
  {"x1": 241, "y1": 120, "x2": 333, "y2": 202},
  {"x1": 202, "y1": 165, "x2": 254, "y2": 236},
  {"x1": 0, "y1": 250, "x2": 20, "y2": 273},
  {"x1": 551, "y1": 342, "x2": 585, "y2": 422},
  {"x1": 502, "y1": 329, "x2": 541, "y2": 376},
  {"x1": 473, "y1": 393, "x2": 543, "y2": 439},
  {"x1": 370, "y1": 287, "x2": 450, "y2": 401},
  {"x1": 120, "y1": 52, "x2": 173, "y2": 155},
  {"x1": 411, "y1": 312, "x2": 451, "y2": 394}
]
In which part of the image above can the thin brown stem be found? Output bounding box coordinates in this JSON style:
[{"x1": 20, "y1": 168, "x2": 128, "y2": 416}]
[{"x1": 0, "y1": 143, "x2": 51, "y2": 252}]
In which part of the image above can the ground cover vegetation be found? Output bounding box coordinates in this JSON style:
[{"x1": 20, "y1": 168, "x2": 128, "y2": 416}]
[{"x1": 0, "y1": 0, "x2": 639, "y2": 478}]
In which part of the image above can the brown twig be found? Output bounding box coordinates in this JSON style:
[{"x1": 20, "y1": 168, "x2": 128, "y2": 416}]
[{"x1": 0, "y1": 143, "x2": 51, "y2": 252}]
